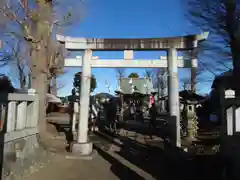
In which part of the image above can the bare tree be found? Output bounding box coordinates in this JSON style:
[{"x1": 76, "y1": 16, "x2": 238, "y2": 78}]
[
  {"x1": 144, "y1": 68, "x2": 154, "y2": 80},
  {"x1": 46, "y1": 41, "x2": 68, "y2": 95},
  {"x1": 115, "y1": 68, "x2": 125, "y2": 121},
  {"x1": 158, "y1": 68, "x2": 168, "y2": 98},
  {"x1": 182, "y1": 49, "x2": 222, "y2": 93},
  {"x1": 186, "y1": 0, "x2": 239, "y2": 91},
  {"x1": 181, "y1": 77, "x2": 191, "y2": 91},
  {"x1": 115, "y1": 68, "x2": 125, "y2": 78},
  {"x1": 180, "y1": 65, "x2": 212, "y2": 92},
  {"x1": 152, "y1": 68, "x2": 168, "y2": 99},
  {"x1": 0, "y1": 0, "x2": 84, "y2": 137},
  {"x1": 0, "y1": 35, "x2": 67, "y2": 93},
  {"x1": 115, "y1": 68, "x2": 125, "y2": 89},
  {"x1": 1, "y1": 38, "x2": 29, "y2": 89}
]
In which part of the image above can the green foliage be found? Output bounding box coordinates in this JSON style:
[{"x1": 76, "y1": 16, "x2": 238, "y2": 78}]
[
  {"x1": 73, "y1": 72, "x2": 97, "y2": 94},
  {"x1": 128, "y1": 72, "x2": 139, "y2": 78}
]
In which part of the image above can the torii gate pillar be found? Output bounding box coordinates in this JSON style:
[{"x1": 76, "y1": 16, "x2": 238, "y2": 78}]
[
  {"x1": 168, "y1": 48, "x2": 180, "y2": 147},
  {"x1": 71, "y1": 50, "x2": 93, "y2": 155}
]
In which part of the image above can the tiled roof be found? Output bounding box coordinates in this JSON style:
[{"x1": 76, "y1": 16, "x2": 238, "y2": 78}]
[{"x1": 118, "y1": 78, "x2": 155, "y2": 94}]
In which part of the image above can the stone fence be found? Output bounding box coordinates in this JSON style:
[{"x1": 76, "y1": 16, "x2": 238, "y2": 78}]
[
  {"x1": 4, "y1": 93, "x2": 39, "y2": 140},
  {"x1": 220, "y1": 89, "x2": 240, "y2": 179},
  {"x1": 0, "y1": 93, "x2": 46, "y2": 180}
]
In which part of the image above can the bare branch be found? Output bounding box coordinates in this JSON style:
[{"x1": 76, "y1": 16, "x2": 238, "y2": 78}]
[
  {"x1": 115, "y1": 68, "x2": 125, "y2": 79},
  {"x1": 0, "y1": 37, "x2": 29, "y2": 89},
  {"x1": 143, "y1": 68, "x2": 154, "y2": 80},
  {"x1": 186, "y1": 0, "x2": 240, "y2": 75}
]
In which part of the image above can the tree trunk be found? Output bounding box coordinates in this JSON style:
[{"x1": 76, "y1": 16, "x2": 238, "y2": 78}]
[
  {"x1": 232, "y1": 53, "x2": 240, "y2": 96},
  {"x1": 19, "y1": 75, "x2": 25, "y2": 90},
  {"x1": 30, "y1": 0, "x2": 52, "y2": 137},
  {"x1": 32, "y1": 73, "x2": 47, "y2": 133},
  {"x1": 225, "y1": 1, "x2": 240, "y2": 95}
]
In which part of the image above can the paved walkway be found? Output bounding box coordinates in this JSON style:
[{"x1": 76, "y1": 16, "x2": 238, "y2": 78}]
[
  {"x1": 25, "y1": 117, "x2": 221, "y2": 180},
  {"x1": 23, "y1": 122, "x2": 166, "y2": 180},
  {"x1": 24, "y1": 153, "x2": 122, "y2": 180},
  {"x1": 24, "y1": 132, "x2": 221, "y2": 180},
  {"x1": 24, "y1": 134, "x2": 159, "y2": 180}
]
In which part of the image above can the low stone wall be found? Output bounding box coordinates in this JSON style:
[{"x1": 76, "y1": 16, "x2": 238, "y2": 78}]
[{"x1": 2, "y1": 134, "x2": 54, "y2": 180}]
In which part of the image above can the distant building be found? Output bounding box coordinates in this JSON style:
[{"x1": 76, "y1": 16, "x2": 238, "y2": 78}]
[{"x1": 115, "y1": 78, "x2": 156, "y2": 95}]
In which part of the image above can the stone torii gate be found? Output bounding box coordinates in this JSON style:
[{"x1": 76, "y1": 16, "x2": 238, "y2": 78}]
[{"x1": 57, "y1": 33, "x2": 208, "y2": 155}]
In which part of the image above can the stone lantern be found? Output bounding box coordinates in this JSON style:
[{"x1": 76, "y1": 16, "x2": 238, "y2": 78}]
[{"x1": 179, "y1": 90, "x2": 203, "y2": 141}]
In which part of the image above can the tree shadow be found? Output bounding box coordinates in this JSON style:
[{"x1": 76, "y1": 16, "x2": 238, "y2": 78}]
[
  {"x1": 47, "y1": 122, "x2": 73, "y2": 152},
  {"x1": 119, "y1": 118, "x2": 169, "y2": 139},
  {"x1": 94, "y1": 145, "x2": 145, "y2": 180},
  {"x1": 116, "y1": 134, "x2": 222, "y2": 180},
  {"x1": 116, "y1": 135, "x2": 189, "y2": 179},
  {"x1": 96, "y1": 128, "x2": 223, "y2": 180}
]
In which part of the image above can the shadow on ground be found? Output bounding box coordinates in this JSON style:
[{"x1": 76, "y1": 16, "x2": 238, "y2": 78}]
[
  {"x1": 47, "y1": 117, "x2": 223, "y2": 180},
  {"x1": 94, "y1": 145, "x2": 145, "y2": 180},
  {"x1": 47, "y1": 122, "x2": 73, "y2": 152},
  {"x1": 96, "y1": 130, "x2": 223, "y2": 180},
  {"x1": 122, "y1": 136, "x2": 221, "y2": 179},
  {"x1": 118, "y1": 119, "x2": 168, "y2": 138}
]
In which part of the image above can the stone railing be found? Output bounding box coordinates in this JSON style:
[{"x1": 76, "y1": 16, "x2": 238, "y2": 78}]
[
  {"x1": 0, "y1": 93, "x2": 45, "y2": 180},
  {"x1": 3, "y1": 93, "x2": 39, "y2": 142}
]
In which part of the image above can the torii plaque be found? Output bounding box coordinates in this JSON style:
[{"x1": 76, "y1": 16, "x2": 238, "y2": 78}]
[{"x1": 57, "y1": 32, "x2": 209, "y2": 155}]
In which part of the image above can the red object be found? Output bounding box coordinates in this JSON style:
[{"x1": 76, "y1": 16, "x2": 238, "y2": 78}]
[{"x1": 149, "y1": 95, "x2": 154, "y2": 104}]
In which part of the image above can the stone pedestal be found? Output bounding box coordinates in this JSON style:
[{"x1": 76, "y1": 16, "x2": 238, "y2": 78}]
[{"x1": 71, "y1": 142, "x2": 93, "y2": 155}]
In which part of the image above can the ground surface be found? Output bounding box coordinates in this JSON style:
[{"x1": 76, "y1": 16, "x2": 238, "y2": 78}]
[
  {"x1": 24, "y1": 129, "x2": 161, "y2": 180},
  {"x1": 24, "y1": 153, "x2": 122, "y2": 180},
  {"x1": 25, "y1": 112, "x2": 222, "y2": 180}
]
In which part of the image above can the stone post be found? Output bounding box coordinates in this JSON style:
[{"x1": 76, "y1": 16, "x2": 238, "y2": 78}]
[
  {"x1": 72, "y1": 50, "x2": 93, "y2": 155},
  {"x1": 7, "y1": 101, "x2": 16, "y2": 132},
  {"x1": 222, "y1": 89, "x2": 240, "y2": 179},
  {"x1": 16, "y1": 101, "x2": 27, "y2": 130},
  {"x1": 167, "y1": 48, "x2": 181, "y2": 147},
  {"x1": 72, "y1": 102, "x2": 78, "y2": 134}
]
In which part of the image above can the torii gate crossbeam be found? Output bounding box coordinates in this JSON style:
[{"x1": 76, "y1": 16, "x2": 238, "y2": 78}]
[{"x1": 64, "y1": 56, "x2": 197, "y2": 68}]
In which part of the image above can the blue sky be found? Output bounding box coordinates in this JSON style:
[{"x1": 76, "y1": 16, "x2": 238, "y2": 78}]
[
  {"x1": 0, "y1": 0, "x2": 213, "y2": 95},
  {"x1": 56, "y1": 0, "x2": 214, "y2": 96}
]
